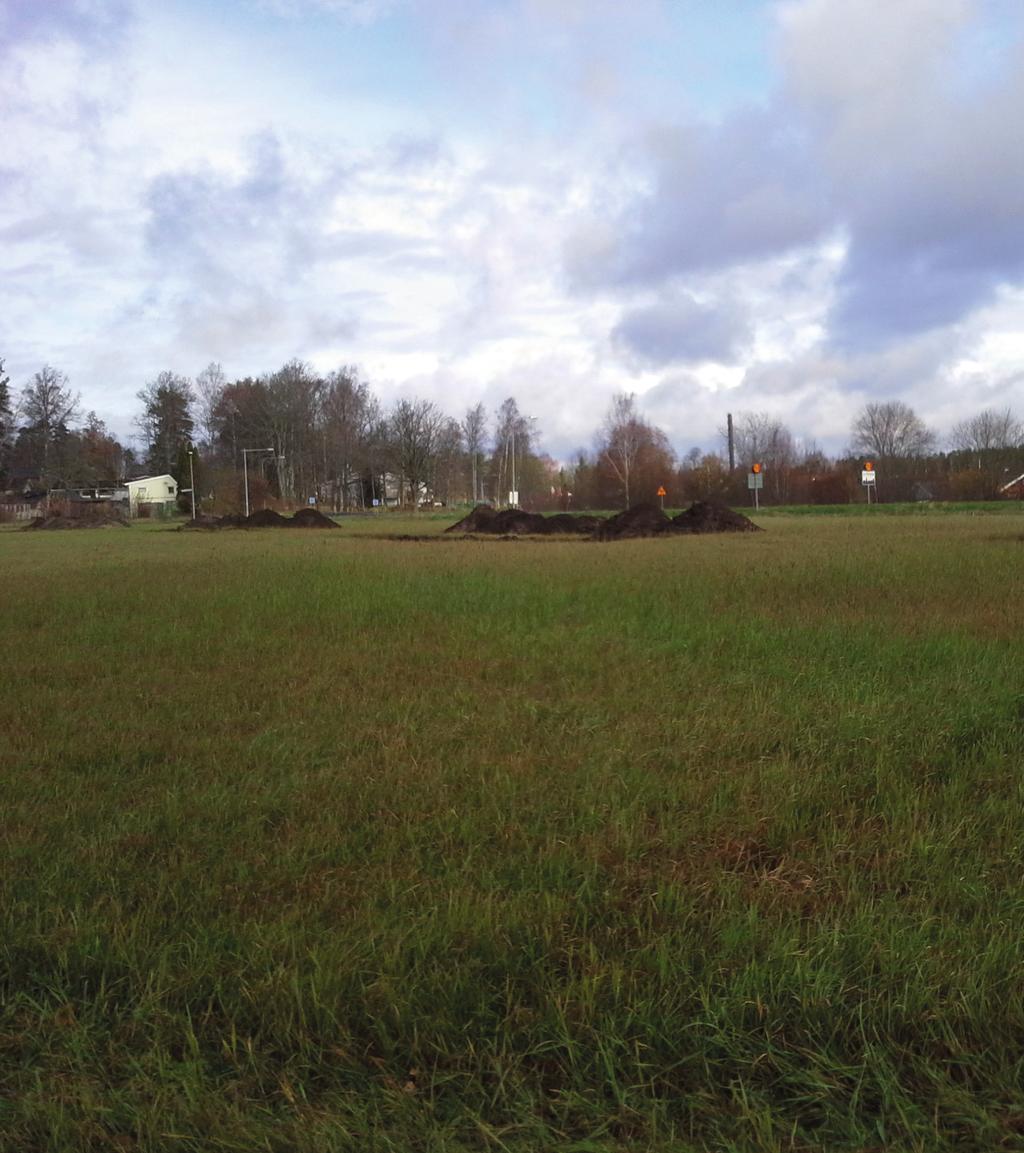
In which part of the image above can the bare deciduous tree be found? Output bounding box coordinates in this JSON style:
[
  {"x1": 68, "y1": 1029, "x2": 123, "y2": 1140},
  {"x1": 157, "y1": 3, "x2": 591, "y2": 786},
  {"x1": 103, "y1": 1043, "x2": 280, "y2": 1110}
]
[
  {"x1": 194, "y1": 362, "x2": 227, "y2": 448},
  {"x1": 600, "y1": 392, "x2": 644, "y2": 508},
  {"x1": 599, "y1": 392, "x2": 678, "y2": 507},
  {"x1": 264, "y1": 359, "x2": 324, "y2": 502},
  {"x1": 388, "y1": 397, "x2": 446, "y2": 507},
  {"x1": 462, "y1": 402, "x2": 487, "y2": 502},
  {"x1": 723, "y1": 412, "x2": 796, "y2": 502},
  {"x1": 19, "y1": 365, "x2": 80, "y2": 484},
  {"x1": 322, "y1": 366, "x2": 379, "y2": 510},
  {"x1": 950, "y1": 408, "x2": 1022, "y2": 453},
  {"x1": 850, "y1": 401, "x2": 934, "y2": 459},
  {"x1": 492, "y1": 397, "x2": 534, "y2": 506},
  {"x1": 730, "y1": 412, "x2": 794, "y2": 471},
  {"x1": 432, "y1": 417, "x2": 464, "y2": 506}
]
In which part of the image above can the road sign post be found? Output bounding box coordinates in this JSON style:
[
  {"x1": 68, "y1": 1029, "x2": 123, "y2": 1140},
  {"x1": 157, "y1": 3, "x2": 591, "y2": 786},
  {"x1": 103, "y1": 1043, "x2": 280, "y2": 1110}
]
[
  {"x1": 748, "y1": 463, "x2": 763, "y2": 510},
  {"x1": 657, "y1": 485, "x2": 667, "y2": 510},
  {"x1": 862, "y1": 460, "x2": 876, "y2": 504}
]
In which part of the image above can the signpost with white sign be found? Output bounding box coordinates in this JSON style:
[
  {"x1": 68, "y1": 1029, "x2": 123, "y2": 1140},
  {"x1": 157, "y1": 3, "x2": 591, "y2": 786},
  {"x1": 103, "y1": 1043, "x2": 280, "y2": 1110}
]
[
  {"x1": 748, "y1": 462, "x2": 764, "y2": 510},
  {"x1": 862, "y1": 460, "x2": 876, "y2": 504}
]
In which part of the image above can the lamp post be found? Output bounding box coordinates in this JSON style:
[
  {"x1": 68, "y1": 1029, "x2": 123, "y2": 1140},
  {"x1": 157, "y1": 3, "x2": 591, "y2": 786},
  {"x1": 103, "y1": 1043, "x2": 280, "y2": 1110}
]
[
  {"x1": 242, "y1": 447, "x2": 275, "y2": 517},
  {"x1": 186, "y1": 444, "x2": 196, "y2": 520}
]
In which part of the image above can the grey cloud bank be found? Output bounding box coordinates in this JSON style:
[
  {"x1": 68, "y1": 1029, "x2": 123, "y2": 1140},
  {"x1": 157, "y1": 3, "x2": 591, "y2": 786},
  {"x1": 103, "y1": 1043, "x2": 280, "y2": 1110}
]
[{"x1": 613, "y1": 294, "x2": 753, "y2": 367}]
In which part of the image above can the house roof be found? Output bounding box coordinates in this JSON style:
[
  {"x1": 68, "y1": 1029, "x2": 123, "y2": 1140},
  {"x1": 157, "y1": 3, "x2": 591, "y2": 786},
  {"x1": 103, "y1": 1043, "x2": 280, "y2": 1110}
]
[{"x1": 125, "y1": 474, "x2": 176, "y2": 485}]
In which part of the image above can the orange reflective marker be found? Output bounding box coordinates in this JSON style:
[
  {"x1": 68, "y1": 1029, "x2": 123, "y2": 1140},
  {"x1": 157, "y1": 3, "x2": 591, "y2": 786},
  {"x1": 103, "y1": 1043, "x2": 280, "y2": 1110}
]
[
  {"x1": 752, "y1": 462, "x2": 762, "y2": 474},
  {"x1": 656, "y1": 486, "x2": 667, "y2": 497},
  {"x1": 865, "y1": 460, "x2": 874, "y2": 471}
]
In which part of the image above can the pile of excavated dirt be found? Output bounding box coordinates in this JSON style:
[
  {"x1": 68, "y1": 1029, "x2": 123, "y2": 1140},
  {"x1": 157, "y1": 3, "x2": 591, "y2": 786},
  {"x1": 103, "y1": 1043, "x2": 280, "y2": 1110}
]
[
  {"x1": 490, "y1": 509, "x2": 551, "y2": 534},
  {"x1": 291, "y1": 507, "x2": 339, "y2": 528},
  {"x1": 670, "y1": 500, "x2": 761, "y2": 534},
  {"x1": 593, "y1": 502, "x2": 671, "y2": 540},
  {"x1": 247, "y1": 508, "x2": 290, "y2": 527},
  {"x1": 595, "y1": 500, "x2": 761, "y2": 539},
  {"x1": 22, "y1": 513, "x2": 129, "y2": 531},
  {"x1": 445, "y1": 505, "x2": 500, "y2": 533},
  {"x1": 546, "y1": 512, "x2": 604, "y2": 534},
  {"x1": 443, "y1": 501, "x2": 763, "y2": 540},
  {"x1": 446, "y1": 508, "x2": 603, "y2": 536},
  {"x1": 180, "y1": 509, "x2": 339, "y2": 530}
]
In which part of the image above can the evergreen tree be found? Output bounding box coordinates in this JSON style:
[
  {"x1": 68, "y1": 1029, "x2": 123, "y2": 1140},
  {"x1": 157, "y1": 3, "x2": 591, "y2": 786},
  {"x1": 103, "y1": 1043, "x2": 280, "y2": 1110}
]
[{"x1": 136, "y1": 372, "x2": 195, "y2": 479}]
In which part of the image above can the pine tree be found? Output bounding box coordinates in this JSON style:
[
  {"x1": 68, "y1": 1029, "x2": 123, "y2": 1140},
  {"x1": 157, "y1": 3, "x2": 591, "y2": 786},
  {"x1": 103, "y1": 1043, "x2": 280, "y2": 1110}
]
[{"x1": 136, "y1": 372, "x2": 195, "y2": 478}]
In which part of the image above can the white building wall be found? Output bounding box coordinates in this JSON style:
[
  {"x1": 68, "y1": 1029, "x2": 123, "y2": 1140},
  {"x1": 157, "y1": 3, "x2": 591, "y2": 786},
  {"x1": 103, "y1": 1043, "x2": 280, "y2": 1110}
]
[{"x1": 126, "y1": 475, "x2": 178, "y2": 512}]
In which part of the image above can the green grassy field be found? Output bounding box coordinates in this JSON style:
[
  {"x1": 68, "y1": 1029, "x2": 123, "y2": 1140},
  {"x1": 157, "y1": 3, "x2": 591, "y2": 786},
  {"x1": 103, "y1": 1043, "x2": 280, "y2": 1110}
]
[{"x1": 3, "y1": 513, "x2": 1024, "y2": 1151}]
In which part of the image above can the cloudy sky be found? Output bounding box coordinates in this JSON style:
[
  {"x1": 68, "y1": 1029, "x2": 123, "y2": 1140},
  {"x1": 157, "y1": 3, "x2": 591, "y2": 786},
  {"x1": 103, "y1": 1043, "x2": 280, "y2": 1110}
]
[{"x1": 2, "y1": 0, "x2": 1023, "y2": 459}]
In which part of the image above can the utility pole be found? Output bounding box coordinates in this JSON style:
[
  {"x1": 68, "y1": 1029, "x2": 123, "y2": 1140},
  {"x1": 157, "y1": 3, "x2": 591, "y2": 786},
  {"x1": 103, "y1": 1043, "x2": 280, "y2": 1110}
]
[
  {"x1": 511, "y1": 422, "x2": 517, "y2": 507},
  {"x1": 727, "y1": 413, "x2": 735, "y2": 472},
  {"x1": 242, "y1": 447, "x2": 275, "y2": 517}
]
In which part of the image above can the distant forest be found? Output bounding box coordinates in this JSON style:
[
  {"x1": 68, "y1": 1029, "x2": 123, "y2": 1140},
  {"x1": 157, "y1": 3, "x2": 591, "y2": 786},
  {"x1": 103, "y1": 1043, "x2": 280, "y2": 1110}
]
[{"x1": 1, "y1": 357, "x2": 1022, "y2": 510}]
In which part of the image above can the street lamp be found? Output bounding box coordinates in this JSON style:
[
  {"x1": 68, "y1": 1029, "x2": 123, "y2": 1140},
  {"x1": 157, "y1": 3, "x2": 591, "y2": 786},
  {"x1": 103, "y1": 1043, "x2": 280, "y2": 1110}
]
[
  {"x1": 186, "y1": 444, "x2": 196, "y2": 520},
  {"x1": 242, "y1": 447, "x2": 275, "y2": 517}
]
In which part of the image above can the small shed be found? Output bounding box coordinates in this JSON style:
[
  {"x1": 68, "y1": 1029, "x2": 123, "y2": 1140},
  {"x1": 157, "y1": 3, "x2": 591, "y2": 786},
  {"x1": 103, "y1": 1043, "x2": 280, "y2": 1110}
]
[{"x1": 126, "y1": 475, "x2": 178, "y2": 514}]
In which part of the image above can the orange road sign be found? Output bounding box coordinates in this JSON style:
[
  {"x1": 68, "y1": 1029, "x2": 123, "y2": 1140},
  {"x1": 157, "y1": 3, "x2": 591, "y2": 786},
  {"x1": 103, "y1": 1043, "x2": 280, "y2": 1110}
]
[
  {"x1": 656, "y1": 486, "x2": 667, "y2": 497},
  {"x1": 751, "y1": 462, "x2": 762, "y2": 474}
]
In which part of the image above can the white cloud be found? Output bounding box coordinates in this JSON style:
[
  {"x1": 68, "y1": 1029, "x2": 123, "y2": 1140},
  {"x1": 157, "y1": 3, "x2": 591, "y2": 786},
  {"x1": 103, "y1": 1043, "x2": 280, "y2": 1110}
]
[{"x1": 0, "y1": 0, "x2": 1022, "y2": 461}]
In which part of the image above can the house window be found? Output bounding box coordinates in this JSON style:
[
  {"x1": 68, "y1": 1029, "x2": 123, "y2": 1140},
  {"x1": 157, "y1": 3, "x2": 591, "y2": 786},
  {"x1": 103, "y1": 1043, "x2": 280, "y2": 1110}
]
[{"x1": 167, "y1": 485, "x2": 174, "y2": 496}]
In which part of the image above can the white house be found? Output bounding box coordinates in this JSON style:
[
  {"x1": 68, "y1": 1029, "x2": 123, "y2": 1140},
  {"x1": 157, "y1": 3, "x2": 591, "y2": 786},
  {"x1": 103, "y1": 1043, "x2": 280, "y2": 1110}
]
[{"x1": 126, "y1": 475, "x2": 178, "y2": 514}]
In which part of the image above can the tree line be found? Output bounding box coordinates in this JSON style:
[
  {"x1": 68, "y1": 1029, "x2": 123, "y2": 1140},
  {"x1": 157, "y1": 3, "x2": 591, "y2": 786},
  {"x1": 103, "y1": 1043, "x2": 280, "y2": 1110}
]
[
  {"x1": 1, "y1": 355, "x2": 1022, "y2": 509},
  {"x1": 0, "y1": 358, "x2": 548, "y2": 512},
  {"x1": 572, "y1": 399, "x2": 1023, "y2": 507}
]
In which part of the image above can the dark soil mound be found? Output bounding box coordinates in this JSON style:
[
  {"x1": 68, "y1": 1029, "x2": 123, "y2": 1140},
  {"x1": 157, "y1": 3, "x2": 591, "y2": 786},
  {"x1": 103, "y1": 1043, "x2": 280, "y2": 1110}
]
[
  {"x1": 291, "y1": 507, "x2": 339, "y2": 529},
  {"x1": 182, "y1": 508, "x2": 339, "y2": 530},
  {"x1": 22, "y1": 513, "x2": 129, "y2": 531},
  {"x1": 546, "y1": 512, "x2": 602, "y2": 535},
  {"x1": 246, "y1": 508, "x2": 289, "y2": 528},
  {"x1": 594, "y1": 502, "x2": 671, "y2": 540},
  {"x1": 670, "y1": 500, "x2": 761, "y2": 534},
  {"x1": 448, "y1": 507, "x2": 602, "y2": 535},
  {"x1": 445, "y1": 505, "x2": 499, "y2": 533},
  {"x1": 491, "y1": 509, "x2": 551, "y2": 534},
  {"x1": 179, "y1": 514, "x2": 223, "y2": 530}
]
